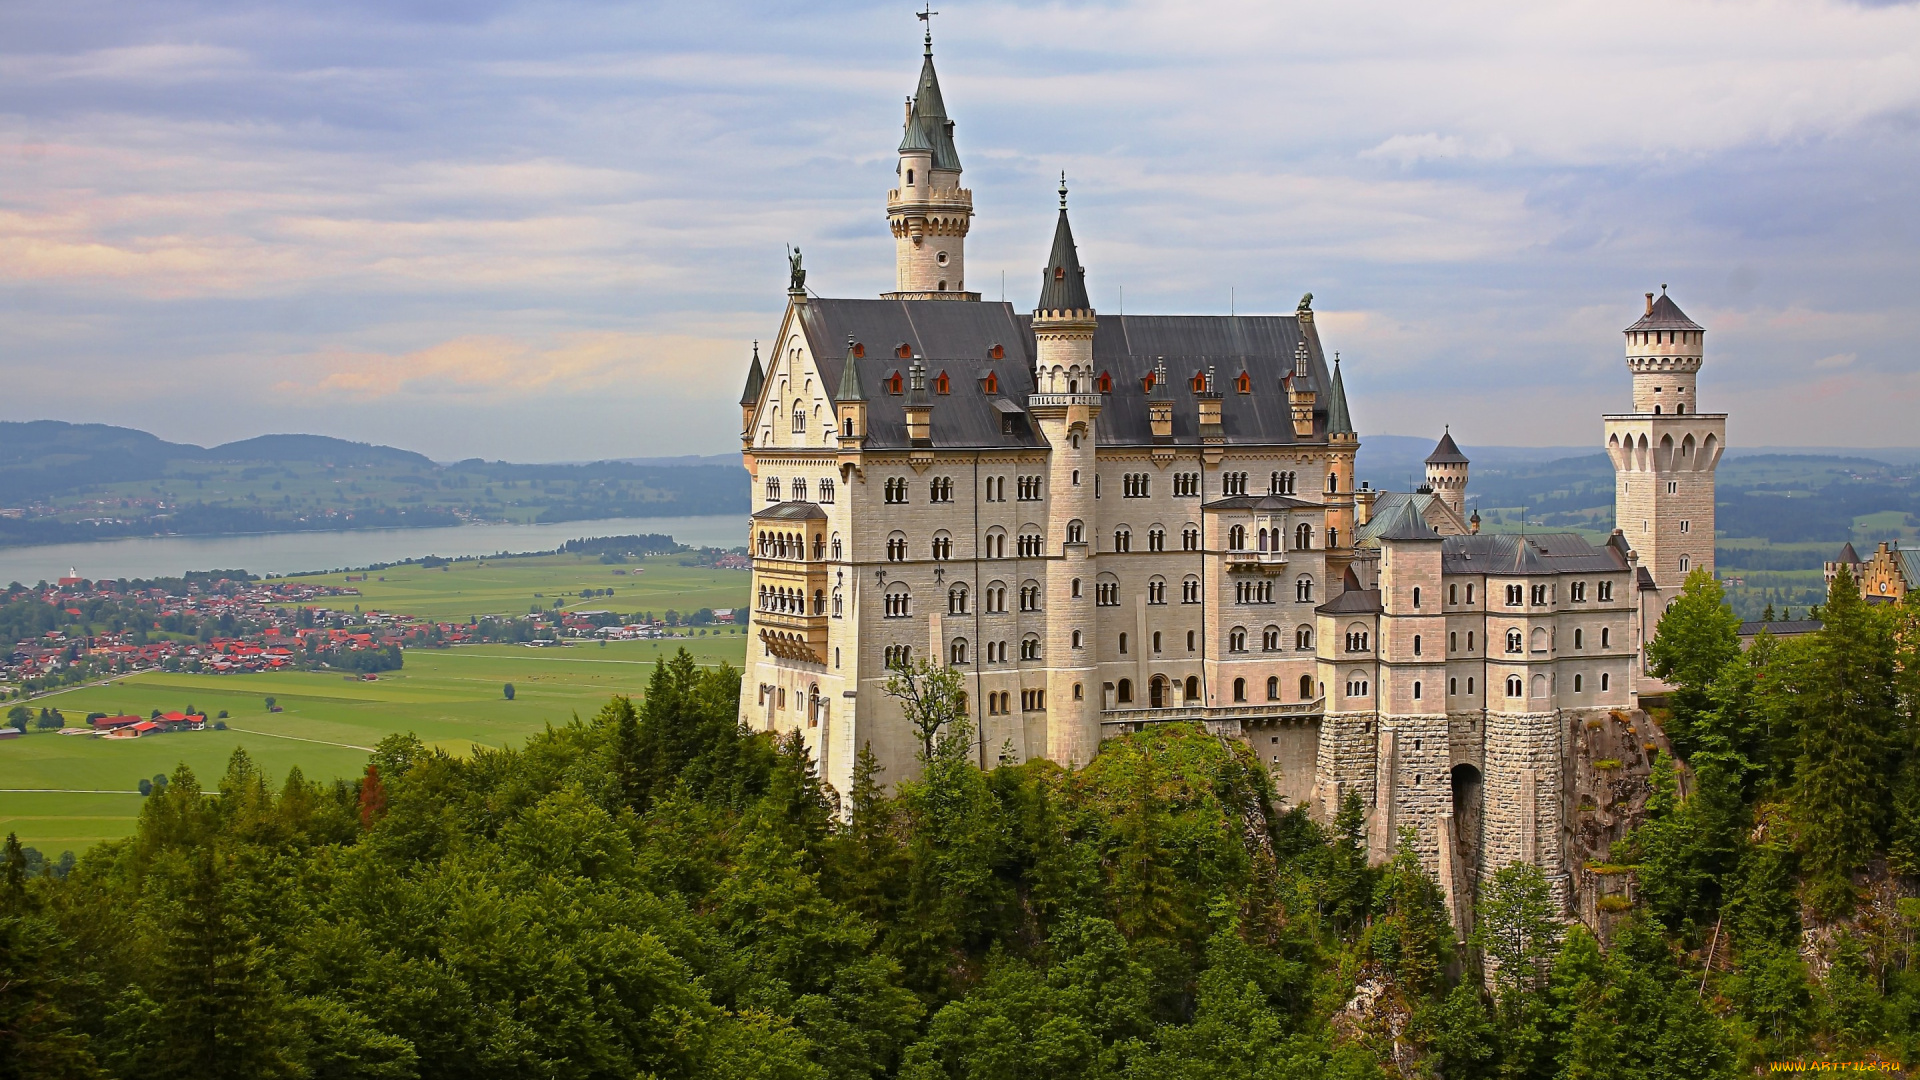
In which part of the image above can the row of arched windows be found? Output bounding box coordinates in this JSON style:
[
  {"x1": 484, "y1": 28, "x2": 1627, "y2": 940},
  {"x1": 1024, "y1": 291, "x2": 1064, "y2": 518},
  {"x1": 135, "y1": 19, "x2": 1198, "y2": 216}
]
[
  {"x1": 763, "y1": 477, "x2": 834, "y2": 503},
  {"x1": 756, "y1": 530, "x2": 830, "y2": 561}
]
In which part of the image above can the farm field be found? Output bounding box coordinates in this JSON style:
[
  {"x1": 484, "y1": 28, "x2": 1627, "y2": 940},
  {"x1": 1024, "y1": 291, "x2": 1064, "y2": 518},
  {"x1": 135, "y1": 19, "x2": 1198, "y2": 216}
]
[
  {"x1": 0, "y1": 636, "x2": 748, "y2": 852},
  {"x1": 279, "y1": 550, "x2": 752, "y2": 622}
]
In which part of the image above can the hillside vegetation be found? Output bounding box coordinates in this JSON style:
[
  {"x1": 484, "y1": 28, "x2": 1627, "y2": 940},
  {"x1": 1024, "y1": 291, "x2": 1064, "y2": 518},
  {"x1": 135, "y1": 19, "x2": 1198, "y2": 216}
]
[{"x1": 3, "y1": 572, "x2": 1918, "y2": 1078}]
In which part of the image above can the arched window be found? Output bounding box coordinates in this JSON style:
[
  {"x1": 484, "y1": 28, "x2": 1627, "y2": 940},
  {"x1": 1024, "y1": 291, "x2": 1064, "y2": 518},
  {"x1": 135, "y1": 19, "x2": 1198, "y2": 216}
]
[
  {"x1": 1119, "y1": 632, "x2": 1128, "y2": 653},
  {"x1": 1506, "y1": 629, "x2": 1523, "y2": 653},
  {"x1": 766, "y1": 477, "x2": 782, "y2": 501},
  {"x1": 792, "y1": 402, "x2": 806, "y2": 433},
  {"x1": 1296, "y1": 625, "x2": 1312, "y2": 649},
  {"x1": 1266, "y1": 676, "x2": 1279, "y2": 701},
  {"x1": 1574, "y1": 673, "x2": 1584, "y2": 692},
  {"x1": 931, "y1": 531, "x2": 952, "y2": 561},
  {"x1": 948, "y1": 585, "x2": 969, "y2": 614},
  {"x1": 1117, "y1": 678, "x2": 1133, "y2": 704},
  {"x1": 887, "y1": 533, "x2": 906, "y2": 562},
  {"x1": 1229, "y1": 627, "x2": 1247, "y2": 652},
  {"x1": 950, "y1": 638, "x2": 968, "y2": 665},
  {"x1": 1679, "y1": 554, "x2": 1691, "y2": 574},
  {"x1": 883, "y1": 585, "x2": 911, "y2": 618},
  {"x1": 1114, "y1": 527, "x2": 1131, "y2": 552},
  {"x1": 1067, "y1": 520, "x2": 1084, "y2": 544},
  {"x1": 1601, "y1": 672, "x2": 1610, "y2": 691},
  {"x1": 1233, "y1": 678, "x2": 1247, "y2": 702},
  {"x1": 1021, "y1": 635, "x2": 1041, "y2": 661},
  {"x1": 1506, "y1": 675, "x2": 1522, "y2": 697},
  {"x1": 1071, "y1": 629, "x2": 1083, "y2": 649},
  {"x1": 1411, "y1": 586, "x2": 1421, "y2": 609},
  {"x1": 1229, "y1": 524, "x2": 1246, "y2": 550},
  {"x1": 831, "y1": 535, "x2": 843, "y2": 560},
  {"x1": 1327, "y1": 472, "x2": 1338, "y2": 493},
  {"x1": 1185, "y1": 675, "x2": 1200, "y2": 702},
  {"x1": 1182, "y1": 524, "x2": 1200, "y2": 551},
  {"x1": 1150, "y1": 676, "x2": 1167, "y2": 708},
  {"x1": 1263, "y1": 625, "x2": 1281, "y2": 651},
  {"x1": 1295, "y1": 523, "x2": 1312, "y2": 549},
  {"x1": 1413, "y1": 634, "x2": 1422, "y2": 656},
  {"x1": 1532, "y1": 673, "x2": 1549, "y2": 698},
  {"x1": 1295, "y1": 575, "x2": 1314, "y2": 603},
  {"x1": 791, "y1": 477, "x2": 807, "y2": 502},
  {"x1": 1147, "y1": 576, "x2": 1167, "y2": 605},
  {"x1": 1258, "y1": 528, "x2": 1270, "y2": 552},
  {"x1": 1300, "y1": 674, "x2": 1315, "y2": 700}
]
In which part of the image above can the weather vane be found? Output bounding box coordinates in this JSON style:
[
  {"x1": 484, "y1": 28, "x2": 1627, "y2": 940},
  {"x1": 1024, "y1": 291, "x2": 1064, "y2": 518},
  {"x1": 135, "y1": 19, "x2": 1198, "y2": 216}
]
[{"x1": 918, "y1": 3, "x2": 938, "y2": 45}]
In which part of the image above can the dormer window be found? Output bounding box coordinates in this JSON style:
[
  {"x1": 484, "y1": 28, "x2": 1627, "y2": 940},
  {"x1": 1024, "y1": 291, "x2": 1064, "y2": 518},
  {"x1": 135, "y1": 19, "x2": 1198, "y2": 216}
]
[
  {"x1": 1191, "y1": 372, "x2": 1206, "y2": 392},
  {"x1": 982, "y1": 371, "x2": 998, "y2": 394},
  {"x1": 896, "y1": 343, "x2": 913, "y2": 359},
  {"x1": 887, "y1": 371, "x2": 904, "y2": 395},
  {"x1": 934, "y1": 371, "x2": 950, "y2": 395},
  {"x1": 989, "y1": 343, "x2": 1005, "y2": 360},
  {"x1": 1054, "y1": 266, "x2": 1065, "y2": 280},
  {"x1": 1235, "y1": 371, "x2": 1251, "y2": 394},
  {"x1": 1097, "y1": 371, "x2": 1112, "y2": 393},
  {"x1": 852, "y1": 342, "x2": 866, "y2": 358},
  {"x1": 1142, "y1": 371, "x2": 1156, "y2": 393}
]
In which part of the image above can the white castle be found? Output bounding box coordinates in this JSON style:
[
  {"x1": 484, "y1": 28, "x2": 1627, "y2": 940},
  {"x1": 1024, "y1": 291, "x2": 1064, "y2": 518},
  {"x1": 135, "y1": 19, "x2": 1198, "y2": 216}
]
[{"x1": 736, "y1": 31, "x2": 1721, "y2": 919}]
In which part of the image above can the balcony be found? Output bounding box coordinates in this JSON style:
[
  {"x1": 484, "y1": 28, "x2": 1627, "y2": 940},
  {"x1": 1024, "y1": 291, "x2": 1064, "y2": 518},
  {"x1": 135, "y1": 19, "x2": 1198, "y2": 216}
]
[
  {"x1": 1225, "y1": 550, "x2": 1290, "y2": 574},
  {"x1": 756, "y1": 608, "x2": 829, "y2": 665},
  {"x1": 1099, "y1": 698, "x2": 1325, "y2": 738}
]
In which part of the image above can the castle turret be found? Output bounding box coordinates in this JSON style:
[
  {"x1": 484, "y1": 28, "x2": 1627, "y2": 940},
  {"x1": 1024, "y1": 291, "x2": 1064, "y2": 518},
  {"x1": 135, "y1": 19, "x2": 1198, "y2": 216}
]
[
  {"x1": 1026, "y1": 179, "x2": 1100, "y2": 766},
  {"x1": 1325, "y1": 353, "x2": 1358, "y2": 563},
  {"x1": 1424, "y1": 428, "x2": 1469, "y2": 520},
  {"x1": 834, "y1": 336, "x2": 867, "y2": 448},
  {"x1": 883, "y1": 27, "x2": 975, "y2": 300},
  {"x1": 738, "y1": 342, "x2": 765, "y2": 441}
]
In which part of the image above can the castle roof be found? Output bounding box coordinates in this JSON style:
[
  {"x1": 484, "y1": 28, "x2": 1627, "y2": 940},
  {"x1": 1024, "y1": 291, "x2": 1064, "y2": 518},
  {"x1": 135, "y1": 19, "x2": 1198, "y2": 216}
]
[
  {"x1": 1316, "y1": 584, "x2": 1382, "y2": 614},
  {"x1": 752, "y1": 500, "x2": 827, "y2": 522},
  {"x1": 1835, "y1": 541, "x2": 1861, "y2": 564},
  {"x1": 900, "y1": 43, "x2": 961, "y2": 171},
  {"x1": 1037, "y1": 196, "x2": 1091, "y2": 313},
  {"x1": 1372, "y1": 498, "x2": 1442, "y2": 542},
  {"x1": 1625, "y1": 290, "x2": 1702, "y2": 332},
  {"x1": 1325, "y1": 355, "x2": 1353, "y2": 435},
  {"x1": 1425, "y1": 430, "x2": 1468, "y2": 464},
  {"x1": 798, "y1": 297, "x2": 1335, "y2": 450},
  {"x1": 1438, "y1": 532, "x2": 1628, "y2": 576},
  {"x1": 1203, "y1": 493, "x2": 1318, "y2": 512},
  {"x1": 836, "y1": 337, "x2": 866, "y2": 402},
  {"x1": 739, "y1": 343, "x2": 765, "y2": 407}
]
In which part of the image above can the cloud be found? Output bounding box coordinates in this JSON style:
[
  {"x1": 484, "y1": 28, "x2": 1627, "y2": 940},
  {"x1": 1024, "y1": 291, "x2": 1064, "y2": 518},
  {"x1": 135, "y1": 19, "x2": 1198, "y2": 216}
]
[
  {"x1": 276, "y1": 332, "x2": 744, "y2": 401},
  {"x1": 1360, "y1": 134, "x2": 1513, "y2": 167}
]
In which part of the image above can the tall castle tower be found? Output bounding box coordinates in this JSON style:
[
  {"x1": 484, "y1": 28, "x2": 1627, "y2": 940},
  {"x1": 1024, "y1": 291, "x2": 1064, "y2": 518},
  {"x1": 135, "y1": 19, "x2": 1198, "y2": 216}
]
[
  {"x1": 1604, "y1": 288, "x2": 1725, "y2": 618},
  {"x1": 1423, "y1": 428, "x2": 1469, "y2": 520},
  {"x1": 883, "y1": 26, "x2": 976, "y2": 301}
]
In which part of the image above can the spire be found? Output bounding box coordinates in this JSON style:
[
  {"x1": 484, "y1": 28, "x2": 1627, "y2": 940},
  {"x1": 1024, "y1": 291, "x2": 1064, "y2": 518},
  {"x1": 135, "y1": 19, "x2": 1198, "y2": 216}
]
[
  {"x1": 1037, "y1": 174, "x2": 1091, "y2": 312},
  {"x1": 739, "y1": 341, "x2": 765, "y2": 407},
  {"x1": 1326, "y1": 353, "x2": 1353, "y2": 435},
  {"x1": 835, "y1": 336, "x2": 865, "y2": 402},
  {"x1": 899, "y1": 32, "x2": 960, "y2": 171},
  {"x1": 1426, "y1": 427, "x2": 1468, "y2": 464}
]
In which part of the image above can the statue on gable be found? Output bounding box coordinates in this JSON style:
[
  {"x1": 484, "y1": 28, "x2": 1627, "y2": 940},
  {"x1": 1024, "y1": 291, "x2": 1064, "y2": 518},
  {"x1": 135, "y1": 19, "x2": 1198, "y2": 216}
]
[{"x1": 788, "y1": 246, "x2": 806, "y2": 292}]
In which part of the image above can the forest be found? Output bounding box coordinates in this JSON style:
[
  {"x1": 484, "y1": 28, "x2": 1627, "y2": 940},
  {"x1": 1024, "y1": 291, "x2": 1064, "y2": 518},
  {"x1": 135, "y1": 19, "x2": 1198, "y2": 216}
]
[{"x1": 0, "y1": 570, "x2": 1915, "y2": 1078}]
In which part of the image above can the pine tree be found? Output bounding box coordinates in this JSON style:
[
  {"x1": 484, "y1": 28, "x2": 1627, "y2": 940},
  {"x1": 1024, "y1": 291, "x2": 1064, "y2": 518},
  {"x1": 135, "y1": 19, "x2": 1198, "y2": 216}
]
[
  {"x1": 1791, "y1": 566, "x2": 1897, "y2": 915},
  {"x1": 1647, "y1": 568, "x2": 1744, "y2": 756},
  {"x1": 1473, "y1": 861, "x2": 1563, "y2": 1004}
]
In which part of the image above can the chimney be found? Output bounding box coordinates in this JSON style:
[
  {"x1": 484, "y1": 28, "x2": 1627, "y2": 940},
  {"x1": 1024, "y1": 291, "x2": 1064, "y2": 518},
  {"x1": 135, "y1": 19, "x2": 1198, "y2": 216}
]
[
  {"x1": 904, "y1": 360, "x2": 933, "y2": 447},
  {"x1": 1646, "y1": 292, "x2": 1655, "y2": 315},
  {"x1": 1148, "y1": 357, "x2": 1173, "y2": 443},
  {"x1": 1288, "y1": 341, "x2": 1316, "y2": 438}
]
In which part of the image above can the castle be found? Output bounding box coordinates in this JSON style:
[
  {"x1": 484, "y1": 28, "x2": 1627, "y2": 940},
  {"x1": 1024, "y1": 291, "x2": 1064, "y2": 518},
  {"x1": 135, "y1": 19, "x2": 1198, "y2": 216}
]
[{"x1": 736, "y1": 31, "x2": 1721, "y2": 921}]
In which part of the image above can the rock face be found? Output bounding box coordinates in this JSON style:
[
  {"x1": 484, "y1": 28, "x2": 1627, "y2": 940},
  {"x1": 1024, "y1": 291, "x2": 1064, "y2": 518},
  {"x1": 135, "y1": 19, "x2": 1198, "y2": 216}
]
[{"x1": 1565, "y1": 707, "x2": 1672, "y2": 939}]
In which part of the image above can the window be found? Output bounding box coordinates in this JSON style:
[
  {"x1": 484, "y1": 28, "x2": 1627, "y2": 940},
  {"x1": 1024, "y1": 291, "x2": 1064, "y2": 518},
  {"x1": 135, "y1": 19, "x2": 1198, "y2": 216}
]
[
  {"x1": 883, "y1": 587, "x2": 911, "y2": 618},
  {"x1": 833, "y1": 590, "x2": 843, "y2": 617},
  {"x1": 819, "y1": 478, "x2": 834, "y2": 503},
  {"x1": 792, "y1": 402, "x2": 806, "y2": 433},
  {"x1": 884, "y1": 477, "x2": 907, "y2": 504},
  {"x1": 766, "y1": 477, "x2": 782, "y2": 501},
  {"x1": 1296, "y1": 523, "x2": 1312, "y2": 550},
  {"x1": 930, "y1": 477, "x2": 954, "y2": 502},
  {"x1": 985, "y1": 530, "x2": 1005, "y2": 559},
  {"x1": 1411, "y1": 586, "x2": 1421, "y2": 609},
  {"x1": 985, "y1": 583, "x2": 1006, "y2": 613},
  {"x1": 1449, "y1": 583, "x2": 1458, "y2": 605},
  {"x1": 931, "y1": 533, "x2": 952, "y2": 560},
  {"x1": 1413, "y1": 681, "x2": 1422, "y2": 700},
  {"x1": 884, "y1": 644, "x2": 913, "y2": 667},
  {"x1": 1505, "y1": 584, "x2": 1523, "y2": 606},
  {"x1": 948, "y1": 585, "x2": 969, "y2": 614},
  {"x1": 1467, "y1": 677, "x2": 1474, "y2": 695},
  {"x1": 1573, "y1": 673, "x2": 1583, "y2": 693},
  {"x1": 1096, "y1": 580, "x2": 1119, "y2": 606},
  {"x1": 1449, "y1": 631, "x2": 1457, "y2": 653},
  {"x1": 1229, "y1": 627, "x2": 1247, "y2": 652},
  {"x1": 1071, "y1": 578, "x2": 1082, "y2": 598},
  {"x1": 1186, "y1": 674, "x2": 1200, "y2": 700},
  {"x1": 1153, "y1": 631, "x2": 1162, "y2": 653},
  {"x1": 1223, "y1": 472, "x2": 1249, "y2": 496},
  {"x1": 1450, "y1": 677, "x2": 1457, "y2": 696},
  {"x1": 886, "y1": 533, "x2": 906, "y2": 561},
  {"x1": 1345, "y1": 628, "x2": 1370, "y2": 652},
  {"x1": 1067, "y1": 520, "x2": 1084, "y2": 544},
  {"x1": 1233, "y1": 678, "x2": 1247, "y2": 702},
  {"x1": 1413, "y1": 634, "x2": 1422, "y2": 656},
  {"x1": 1601, "y1": 627, "x2": 1611, "y2": 648},
  {"x1": 1346, "y1": 676, "x2": 1370, "y2": 698},
  {"x1": 1173, "y1": 472, "x2": 1201, "y2": 496},
  {"x1": 791, "y1": 478, "x2": 807, "y2": 502},
  {"x1": 1466, "y1": 584, "x2": 1475, "y2": 605},
  {"x1": 1234, "y1": 580, "x2": 1273, "y2": 604},
  {"x1": 1182, "y1": 577, "x2": 1201, "y2": 604},
  {"x1": 1021, "y1": 688, "x2": 1046, "y2": 711},
  {"x1": 1300, "y1": 674, "x2": 1315, "y2": 700},
  {"x1": 1229, "y1": 525, "x2": 1246, "y2": 550},
  {"x1": 1123, "y1": 473, "x2": 1150, "y2": 497},
  {"x1": 1148, "y1": 578, "x2": 1167, "y2": 604},
  {"x1": 1570, "y1": 581, "x2": 1586, "y2": 602},
  {"x1": 1573, "y1": 628, "x2": 1583, "y2": 649},
  {"x1": 1270, "y1": 471, "x2": 1298, "y2": 495},
  {"x1": 1020, "y1": 583, "x2": 1041, "y2": 611},
  {"x1": 1467, "y1": 630, "x2": 1474, "y2": 651},
  {"x1": 1266, "y1": 676, "x2": 1279, "y2": 700},
  {"x1": 951, "y1": 638, "x2": 969, "y2": 665},
  {"x1": 1018, "y1": 532, "x2": 1043, "y2": 558},
  {"x1": 1598, "y1": 581, "x2": 1613, "y2": 602},
  {"x1": 1072, "y1": 630, "x2": 1083, "y2": 649},
  {"x1": 1531, "y1": 583, "x2": 1550, "y2": 606},
  {"x1": 1017, "y1": 476, "x2": 1043, "y2": 501},
  {"x1": 1506, "y1": 629, "x2": 1522, "y2": 653},
  {"x1": 1021, "y1": 636, "x2": 1041, "y2": 660},
  {"x1": 1506, "y1": 675, "x2": 1522, "y2": 697},
  {"x1": 1113, "y1": 528, "x2": 1131, "y2": 552},
  {"x1": 1601, "y1": 672, "x2": 1610, "y2": 691},
  {"x1": 1295, "y1": 575, "x2": 1314, "y2": 603},
  {"x1": 1667, "y1": 481, "x2": 1678, "y2": 494},
  {"x1": 1148, "y1": 527, "x2": 1165, "y2": 552},
  {"x1": 1263, "y1": 626, "x2": 1281, "y2": 651},
  {"x1": 1117, "y1": 678, "x2": 1133, "y2": 703},
  {"x1": 1296, "y1": 626, "x2": 1312, "y2": 649},
  {"x1": 986, "y1": 476, "x2": 1004, "y2": 502},
  {"x1": 1679, "y1": 555, "x2": 1691, "y2": 573},
  {"x1": 1182, "y1": 525, "x2": 1200, "y2": 551}
]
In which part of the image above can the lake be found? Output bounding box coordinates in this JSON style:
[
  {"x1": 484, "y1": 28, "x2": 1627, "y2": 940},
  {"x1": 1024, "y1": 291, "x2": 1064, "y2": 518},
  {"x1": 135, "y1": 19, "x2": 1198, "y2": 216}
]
[{"x1": 0, "y1": 515, "x2": 745, "y2": 584}]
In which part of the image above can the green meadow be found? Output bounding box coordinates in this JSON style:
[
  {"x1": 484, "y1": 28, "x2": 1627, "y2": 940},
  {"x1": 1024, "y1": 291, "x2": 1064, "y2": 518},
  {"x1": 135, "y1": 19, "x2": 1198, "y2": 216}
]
[
  {"x1": 281, "y1": 550, "x2": 752, "y2": 622},
  {"x1": 2, "y1": 615, "x2": 749, "y2": 853}
]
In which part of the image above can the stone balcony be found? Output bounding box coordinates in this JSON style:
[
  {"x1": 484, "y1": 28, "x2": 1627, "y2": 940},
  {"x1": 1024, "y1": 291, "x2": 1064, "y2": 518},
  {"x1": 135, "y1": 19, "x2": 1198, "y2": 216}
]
[
  {"x1": 1100, "y1": 698, "x2": 1325, "y2": 739},
  {"x1": 1225, "y1": 550, "x2": 1291, "y2": 574}
]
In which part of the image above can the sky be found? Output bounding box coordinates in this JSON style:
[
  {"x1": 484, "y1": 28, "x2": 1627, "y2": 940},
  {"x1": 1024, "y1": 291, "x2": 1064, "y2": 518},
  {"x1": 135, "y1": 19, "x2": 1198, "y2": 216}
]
[{"x1": 2, "y1": 0, "x2": 1918, "y2": 462}]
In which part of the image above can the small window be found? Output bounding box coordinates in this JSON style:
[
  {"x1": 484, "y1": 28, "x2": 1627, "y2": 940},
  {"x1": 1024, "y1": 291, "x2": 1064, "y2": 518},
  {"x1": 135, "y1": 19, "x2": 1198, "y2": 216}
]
[
  {"x1": 1233, "y1": 678, "x2": 1246, "y2": 702},
  {"x1": 1412, "y1": 586, "x2": 1421, "y2": 609}
]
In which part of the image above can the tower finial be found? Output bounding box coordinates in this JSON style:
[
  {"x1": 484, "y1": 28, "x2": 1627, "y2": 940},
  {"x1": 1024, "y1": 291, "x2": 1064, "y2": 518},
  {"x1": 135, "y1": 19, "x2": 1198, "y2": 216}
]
[
  {"x1": 917, "y1": 3, "x2": 937, "y2": 52},
  {"x1": 1058, "y1": 171, "x2": 1068, "y2": 208}
]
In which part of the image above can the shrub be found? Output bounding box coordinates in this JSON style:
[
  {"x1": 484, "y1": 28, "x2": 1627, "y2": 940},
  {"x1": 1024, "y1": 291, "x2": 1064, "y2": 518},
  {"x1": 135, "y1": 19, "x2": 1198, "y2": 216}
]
[
  {"x1": 1594, "y1": 758, "x2": 1623, "y2": 770},
  {"x1": 1597, "y1": 895, "x2": 1634, "y2": 912}
]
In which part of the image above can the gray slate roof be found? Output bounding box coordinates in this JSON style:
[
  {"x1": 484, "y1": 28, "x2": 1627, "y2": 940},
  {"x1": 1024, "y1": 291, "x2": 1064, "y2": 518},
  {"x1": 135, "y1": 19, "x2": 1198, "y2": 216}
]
[
  {"x1": 1326, "y1": 357, "x2": 1353, "y2": 435},
  {"x1": 795, "y1": 298, "x2": 1335, "y2": 450},
  {"x1": 1372, "y1": 498, "x2": 1443, "y2": 542},
  {"x1": 1835, "y1": 542, "x2": 1861, "y2": 564},
  {"x1": 740, "y1": 344, "x2": 765, "y2": 407},
  {"x1": 1317, "y1": 587, "x2": 1382, "y2": 615},
  {"x1": 1425, "y1": 430, "x2": 1468, "y2": 464},
  {"x1": 1203, "y1": 494, "x2": 1318, "y2": 512},
  {"x1": 901, "y1": 45, "x2": 961, "y2": 172},
  {"x1": 1738, "y1": 619, "x2": 1823, "y2": 637},
  {"x1": 1626, "y1": 291, "x2": 1702, "y2": 332},
  {"x1": 753, "y1": 500, "x2": 828, "y2": 522},
  {"x1": 1437, "y1": 532, "x2": 1628, "y2": 576},
  {"x1": 1037, "y1": 202, "x2": 1091, "y2": 312}
]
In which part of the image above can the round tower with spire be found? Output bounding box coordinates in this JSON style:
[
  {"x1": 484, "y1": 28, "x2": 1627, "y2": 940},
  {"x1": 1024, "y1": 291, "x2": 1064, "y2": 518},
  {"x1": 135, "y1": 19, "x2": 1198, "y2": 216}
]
[
  {"x1": 883, "y1": 22, "x2": 976, "y2": 300},
  {"x1": 1424, "y1": 428, "x2": 1469, "y2": 520}
]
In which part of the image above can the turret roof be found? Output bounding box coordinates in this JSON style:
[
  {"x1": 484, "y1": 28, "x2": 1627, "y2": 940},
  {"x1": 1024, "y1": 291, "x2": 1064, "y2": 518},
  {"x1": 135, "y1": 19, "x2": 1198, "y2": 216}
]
[
  {"x1": 1037, "y1": 183, "x2": 1091, "y2": 313},
  {"x1": 1836, "y1": 541, "x2": 1861, "y2": 564},
  {"x1": 1625, "y1": 289, "x2": 1702, "y2": 332},
  {"x1": 739, "y1": 343, "x2": 765, "y2": 407},
  {"x1": 1326, "y1": 355, "x2": 1353, "y2": 435},
  {"x1": 900, "y1": 42, "x2": 961, "y2": 171},
  {"x1": 834, "y1": 337, "x2": 865, "y2": 403},
  {"x1": 1425, "y1": 429, "x2": 1468, "y2": 464}
]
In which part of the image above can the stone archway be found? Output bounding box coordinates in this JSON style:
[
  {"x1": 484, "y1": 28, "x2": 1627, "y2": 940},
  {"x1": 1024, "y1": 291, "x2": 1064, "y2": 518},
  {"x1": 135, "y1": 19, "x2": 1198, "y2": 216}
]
[{"x1": 1451, "y1": 763, "x2": 1484, "y2": 907}]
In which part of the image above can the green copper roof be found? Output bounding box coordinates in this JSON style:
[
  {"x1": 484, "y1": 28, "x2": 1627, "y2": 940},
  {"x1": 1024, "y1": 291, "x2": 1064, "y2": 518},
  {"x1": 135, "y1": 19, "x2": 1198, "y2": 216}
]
[
  {"x1": 899, "y1": 45, "x2": 961, "y2": 171},
  {"x1": 1373, "y1": 498, "x2": 1442, "y2": 542},
  {"x1": 1326, "y1": 354, "x2": 1353, "y2": 434},
  {"x1": 835, "y1": 337, "x2": 865, "y2": 403},
  {"x1": 1037, "y1": 184, "x2": 1091, "y2": 312},
  {"x1": 739, "y1": 342, "x2": 765, "y2": 407}
]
